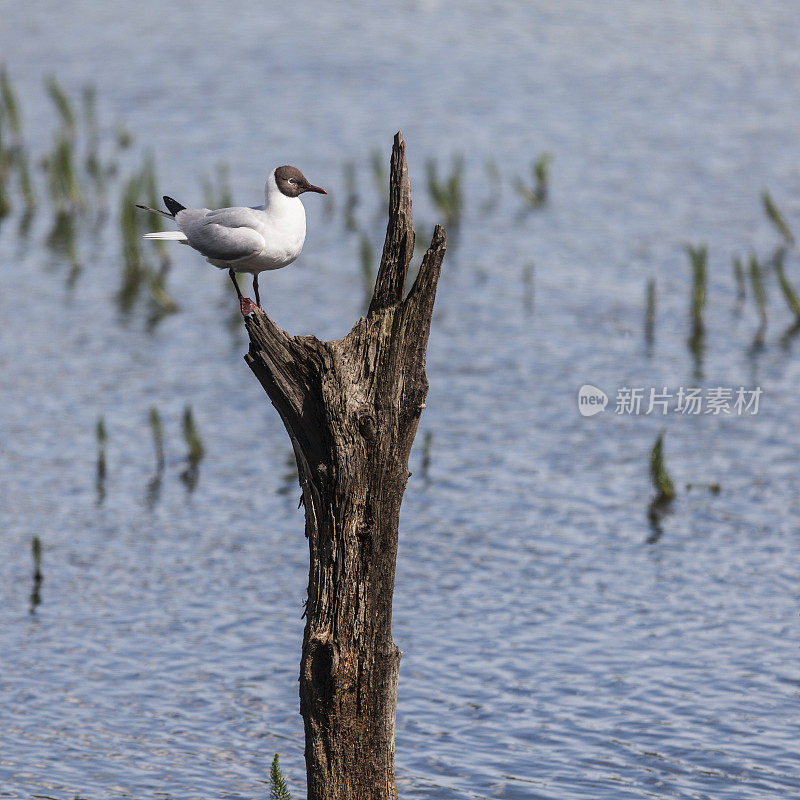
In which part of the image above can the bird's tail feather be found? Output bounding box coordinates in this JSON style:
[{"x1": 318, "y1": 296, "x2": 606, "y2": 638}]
[
  {"x1": 143, "y1": 231, "x2": 188, "y2": 242},
  {"x1": 135, "y1": 203, "x2": 174, "y2": 220}
]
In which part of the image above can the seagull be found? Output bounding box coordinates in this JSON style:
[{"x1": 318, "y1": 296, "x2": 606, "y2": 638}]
[{"x1": 137, "y1": 166, "x2": 326, "y2": 315}]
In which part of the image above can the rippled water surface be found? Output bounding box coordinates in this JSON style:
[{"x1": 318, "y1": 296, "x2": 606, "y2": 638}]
[{"x1": 2, "y1": 2, "x2": 800, "y2": 798}]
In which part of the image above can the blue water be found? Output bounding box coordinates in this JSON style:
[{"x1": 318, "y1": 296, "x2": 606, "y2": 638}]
[{"x1": 1, "y1": 2, "x2": 799, "y2": 798}]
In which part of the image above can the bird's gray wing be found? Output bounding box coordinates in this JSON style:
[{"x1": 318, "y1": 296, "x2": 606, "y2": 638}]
[{"x1": 178, "y1": 207, "x2": 264, "y2": 262}]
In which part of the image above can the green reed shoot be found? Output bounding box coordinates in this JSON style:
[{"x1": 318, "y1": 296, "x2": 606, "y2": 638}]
[
  {"x1": 82, "y1": 84, "x2": 107, "y2": 208},
  {"x1": 46, "y1": 209, "x2": 80, "y2": 282},
  {"x1": 426, "y1": 154, "x2": 464, "y2": 226},
  {"x1": 370, "y1": 147, "x2": 389, "y2": 213},
  {"x1": 732, "y1": 255, "x2": 746, "y2": 302},
  {"x1": 201, "y1": 162, "x2": 233, "y2": 210},
  {"x1": 45, "y1": 134, "x2": 84, "y2": 214},
  {"x1": 649, "y1": 430, "x2": 675, "y2": 506},
  {"x1": 141, "y1": 154, "x2": 168, "y2": 258},
  {"x1": 45, "y1": 76, "x2": 77, "y2": 138},
  {"x1": 0, "y1": 146, "x2": 11, "y2": 218},
  {"x1": 686, "y1": 243, "x2": 707, "y2": 336},
  {"x1": 772, "y1": 248, "x2": 800, "y2": 321},
  {"x1": 481, "y1": 158, "x2": 502, "y2": 212},
  {"x1": 0, "y1": 66, "x2": 21, "y2": 140},
  {"x1": 182, "y1": 406, "x2": 204, "y2": 466},
  {"x1": 180, "y1": 406, "x2": 204, "y2": 492},
  {"x1": 645, "y1": 277, "x2": 656, "y2": 349},
  {"x1": 342, "y1": 161, "x2": 358, "y2": 231},
  {"x1": 270, "y1": 754, "x2": 292, "y2": 800},
  {"x1": 762, "y1": 190, "x2": 794, "y2": 246},
  {"x1": 359, "y1": 231, "x2": 374, "y2": 305},
  {"x1": 514, "y1": 152, "x2": 552, "y2": 208},
  {"x1": 118, "y1": 171, "x2": 146, "y2": 309},
  {"x1": 748, "y1": 255, "x2": 767, "y2": 343}
]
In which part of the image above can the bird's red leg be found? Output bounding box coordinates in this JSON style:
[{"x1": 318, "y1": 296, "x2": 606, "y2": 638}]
[
  {"x1": 229, "y1": 268, "x2": 256, "y2": 316},
  {"x1": 253, "y1": 274, "x2": 262, "y2": 309}
]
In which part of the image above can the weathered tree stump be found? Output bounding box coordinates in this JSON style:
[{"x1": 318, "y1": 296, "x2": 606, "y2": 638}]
[{"x1": 243, "y1": 132, "x2": 445, "y2": 800}]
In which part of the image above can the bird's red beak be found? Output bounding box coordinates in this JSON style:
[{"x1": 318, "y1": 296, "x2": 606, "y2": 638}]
[{"x1": 304, "y1": 184, "x2": 327, "y2": 195}]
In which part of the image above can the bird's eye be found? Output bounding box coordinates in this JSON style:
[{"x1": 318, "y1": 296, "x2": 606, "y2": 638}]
[{"x1": 288, "y1": 178, "x2": 297, "y2": 185}]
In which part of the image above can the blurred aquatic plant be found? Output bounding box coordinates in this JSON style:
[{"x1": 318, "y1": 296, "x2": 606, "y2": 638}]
[
  {"x1": 514, "y1": 152, "x2": 552, "y2": 209},
  {"x1": 359, "y1": 230, "x2": 374, "y2": 309},
  {"x1": 82, "y1": 84, "x2": 108, "y2": 213},
  {"x1": 180, "y1": 405, "x2": 204, "y2": 492},
  {"x1": 96, "y1": 416, "x2": 107, "y2": 505},
  {"x1": 119, "y1": 157, "x2": 179, "y2": 323},
  {"x1": 420, "y1": 430, "x2": 433, "y2": 480},
  {"x1": 269, "y1": 754, "x2": 292, "y2": 800},
  {"x1": 118, "y1": 171, "x2": 147, "y2": 310},
  {"x1": 748, "y1": 254, "x2": 767, "y2": 347},
  {"x1": 201, "y1": 161, "x2": 233, "y2": 210},
  {"x1": 523, "y1": 262, "x2": 535, "y2": 314},
  {"x1": 762, "y1": 190, "x2": 794, "y2": 247},
  {"x1": 772, "y1": 248, "x2": 800, "y2": 322},
  {"x1": 115, "y1": 125, "x2": 133, "y2": 150},
  {"x1": 647, "y1": 430, "x2": 675, "y2": 542},
  {"x1": 685, "y1": 244, "x2": 707, "y2": 374},
  {"x1": 149, "y1": 406, "x2": 166, "y2": 473},
  {"x1": 426, "y1": 154, "x2": 464, "y2": 227},
  {"x1": 0, "y1": 65, "x2": 22, "y2": 142},
  {"x1": 45, "y1": 76, "x2": 77, "y2": 139},
  {"x1": 145, "y1": 406, "x2": 165, "y2": 508},
  {"x1": 644, "y1": 277, "x2": 656, "y2": 352},
  {"x1": 370, "y1": 147, "x2": 389, "y2": 213},
  {"x1": 732, "y1": 255, "x2": 746, "y2": 303},
  {"x1": 481, "y1": 158, "x2": 502, "y2": 213},
  {"x1": 30, "y1": 535, "x2": 43, "y2": 613},
  {"x1": 342, "y1": 161, "x2": 358, "y2": 231},
  {"x1": 649, "y1": 430, "x2": 676, "y2": 505}
]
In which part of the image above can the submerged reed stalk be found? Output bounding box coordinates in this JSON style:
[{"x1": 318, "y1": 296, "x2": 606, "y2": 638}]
[
  {"x1": 645, "y1": 277, "x2": 656, "y2": 349},
  {"x1": 523, "y1": 262, "x2": 535, "y2": 313},
  {"x1": 31, "y1": 535, "x2": 43, "y2": 583},
  {"x1": 149, "y1": 406, "x2": 165, "y2": 472},
  {"x1": 748, "y1": 254, "x2": 767, "y2": 345},
  {"x1": 96, "y1": 416, "x2": 107, "y2": 504},
  {"x1": 421, "y1": 430, "x2": 433, "y2": 478},
  {"x1": 30, "y1": 535, "x2": 43, "y2": 612}
]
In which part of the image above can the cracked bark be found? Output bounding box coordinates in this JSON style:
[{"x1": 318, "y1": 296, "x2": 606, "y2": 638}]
[{"x1": 243, "y1": 132, "x2": 445, "y2": 800}]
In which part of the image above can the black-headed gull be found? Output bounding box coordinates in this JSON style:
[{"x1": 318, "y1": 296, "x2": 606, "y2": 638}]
[{"x1": 138, "y1": 166, "x2": 326, "y2": 315}]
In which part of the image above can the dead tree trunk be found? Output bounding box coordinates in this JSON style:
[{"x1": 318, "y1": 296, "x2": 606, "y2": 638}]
[{"x1": 243, "y1": 132, "x2": 445, "y2": 800}]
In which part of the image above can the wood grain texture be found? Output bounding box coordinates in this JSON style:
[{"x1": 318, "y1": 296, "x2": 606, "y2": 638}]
[{"x1": 243, "y1": 133, "x2": 445, "y2": 800}]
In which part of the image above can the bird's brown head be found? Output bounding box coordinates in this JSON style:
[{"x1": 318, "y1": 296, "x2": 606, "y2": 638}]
[{"x1": 274, "y1": 165, "x2": 326, "y2": 198}]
